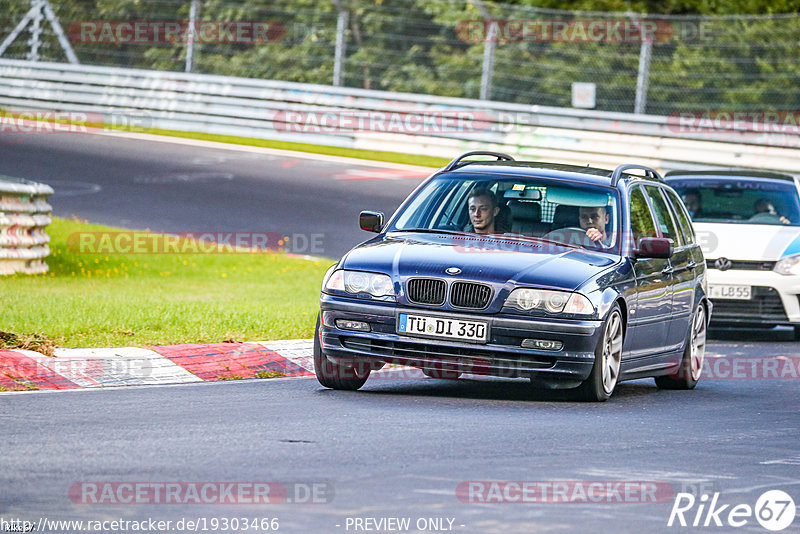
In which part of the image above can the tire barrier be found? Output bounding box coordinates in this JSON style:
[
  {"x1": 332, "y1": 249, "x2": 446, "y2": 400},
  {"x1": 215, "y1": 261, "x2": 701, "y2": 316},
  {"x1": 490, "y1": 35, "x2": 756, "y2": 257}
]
[{"x1": 0, "y1": 175, "x2": 53, "y2": 275}]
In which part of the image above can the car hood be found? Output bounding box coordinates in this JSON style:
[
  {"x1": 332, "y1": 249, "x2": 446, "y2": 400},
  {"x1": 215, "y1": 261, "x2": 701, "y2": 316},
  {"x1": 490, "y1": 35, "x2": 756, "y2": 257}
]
[
  {"x1": 341, "y1": 232, "x2": 618, "y2": 291},
  {"x1": 694, "y1": 222, "x2": 800, "y2": 260}
]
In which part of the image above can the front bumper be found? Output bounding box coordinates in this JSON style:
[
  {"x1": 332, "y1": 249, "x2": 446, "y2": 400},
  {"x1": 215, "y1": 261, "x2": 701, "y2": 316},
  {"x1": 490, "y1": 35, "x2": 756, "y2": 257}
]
[
  {"x1": 319, "y1": 294, "x2": 603, "y2": 382},
  {"x1": 707, "y1": 270, "x2": 800, "y2": 326}
]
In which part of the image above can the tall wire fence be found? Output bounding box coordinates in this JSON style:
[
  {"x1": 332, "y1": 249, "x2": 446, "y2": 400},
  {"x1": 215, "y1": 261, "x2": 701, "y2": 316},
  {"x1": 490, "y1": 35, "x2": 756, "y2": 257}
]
[{"x1": 1, "y1": 0, "x2": 799, "y2": 116}]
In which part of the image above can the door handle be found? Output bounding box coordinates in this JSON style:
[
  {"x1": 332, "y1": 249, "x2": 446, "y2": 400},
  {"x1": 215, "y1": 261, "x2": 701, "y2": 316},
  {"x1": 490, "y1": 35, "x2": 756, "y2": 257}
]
[
  {"x1": 687, "y1": 261, "x2": 697, "y2": 270},
  {"x1": 661, "y1": 266, "x2": 674, "y2": 276}
]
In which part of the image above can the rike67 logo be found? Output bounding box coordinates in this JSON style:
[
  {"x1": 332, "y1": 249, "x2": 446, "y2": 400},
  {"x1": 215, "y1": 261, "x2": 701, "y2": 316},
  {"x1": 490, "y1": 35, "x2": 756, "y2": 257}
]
[{"x1": 668, "y1": 490, "x2": 795, "y2": 531}]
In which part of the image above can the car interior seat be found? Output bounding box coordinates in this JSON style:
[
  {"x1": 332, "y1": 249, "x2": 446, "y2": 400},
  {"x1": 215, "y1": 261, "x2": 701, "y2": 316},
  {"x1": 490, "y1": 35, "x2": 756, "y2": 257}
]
[
  {"x1": 508, "y1": 200, "x2": 548, "y2": 235},
  {"x1": 551, "y1": 205, "x2": 581, "y2": 230}
]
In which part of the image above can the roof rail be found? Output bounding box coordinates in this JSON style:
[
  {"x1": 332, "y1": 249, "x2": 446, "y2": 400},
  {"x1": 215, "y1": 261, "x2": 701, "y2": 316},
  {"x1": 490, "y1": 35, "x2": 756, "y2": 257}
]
[
  {"x1": 664, "y1": 169, "x2": 795, "y2": 181},
  {"x1": 610, "y1": 164, "x2": 662, "y2": 187},
  {"x1": 442, "y1": 151, "x2": 515, "y2": 172}
]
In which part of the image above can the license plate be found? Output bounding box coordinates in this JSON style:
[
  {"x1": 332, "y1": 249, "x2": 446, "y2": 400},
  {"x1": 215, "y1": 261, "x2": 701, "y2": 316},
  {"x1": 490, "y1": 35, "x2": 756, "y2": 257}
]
[
  {"x1": 397, "y1": 313, "x2": 488, "y2": 343},
  {"x1": 709, "y1": 284, "x2": 752, "y2": 300}
]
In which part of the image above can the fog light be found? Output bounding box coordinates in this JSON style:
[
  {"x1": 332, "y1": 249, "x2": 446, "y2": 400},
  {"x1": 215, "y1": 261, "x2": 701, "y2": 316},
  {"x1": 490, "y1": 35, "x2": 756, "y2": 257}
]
[
  {"x1": 322, "y1": 311, "x2": 336, "y2": 328},
  {"x1": 521, "y1": 338, "x2": 563, "y2": 351},
  {"x1": 335, "y1": 319, "x2": 371, "y2": 332}
]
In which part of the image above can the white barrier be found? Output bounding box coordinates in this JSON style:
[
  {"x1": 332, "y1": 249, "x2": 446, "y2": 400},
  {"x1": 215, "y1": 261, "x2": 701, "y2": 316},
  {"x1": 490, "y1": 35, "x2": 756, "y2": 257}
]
[
  {"x1": 0, "y1": 176, "x2": 53, "y2": 275},
  {"x1": 0, "y1": 58, "x2": 798, "y2": 174}
]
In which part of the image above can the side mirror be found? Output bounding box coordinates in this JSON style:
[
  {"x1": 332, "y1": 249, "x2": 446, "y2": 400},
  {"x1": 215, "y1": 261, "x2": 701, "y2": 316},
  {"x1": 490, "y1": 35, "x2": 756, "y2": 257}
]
[
  {"x1": 634, "y1": 237, "x2": 673, "y2": 259},
  {"x1": 359, "y1": 211, "x2": 384, "y2": 233}
]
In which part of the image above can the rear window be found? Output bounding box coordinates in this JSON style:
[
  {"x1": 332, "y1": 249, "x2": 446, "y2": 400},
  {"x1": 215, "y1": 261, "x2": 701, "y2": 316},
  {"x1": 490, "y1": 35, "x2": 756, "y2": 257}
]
[{"x1": 668, "y1": 178, "x2": 800, "y2": 226}]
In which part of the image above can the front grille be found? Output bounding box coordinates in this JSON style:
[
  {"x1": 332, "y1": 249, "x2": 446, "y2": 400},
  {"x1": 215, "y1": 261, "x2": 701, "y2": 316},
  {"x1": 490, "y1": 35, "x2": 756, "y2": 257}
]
[
  {"x1": 406, "y1": 278, "x2": 446, "y2": 305},
  {"x1": 710, "y1": 286, "x2": 788, "y2": 323},
  {"x1": 340, "y1": 337, "x2": 554, "y2": 375},
  {"x1": 706, "y1": 259, "x2": 776, "y2": 271},
  {"x1": 450, "y1": 281, "x2": 492, "y2": 309}
]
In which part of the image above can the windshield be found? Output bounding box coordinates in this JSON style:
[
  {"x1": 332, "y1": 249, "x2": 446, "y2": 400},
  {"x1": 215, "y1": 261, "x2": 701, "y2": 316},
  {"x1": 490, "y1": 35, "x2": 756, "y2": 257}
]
[
  {"x1": 669, "y1": 178, "x2": 800, "y2": 226},
  {"x1": 389, "y1": 175, "x2": 620, "y2": 251}
]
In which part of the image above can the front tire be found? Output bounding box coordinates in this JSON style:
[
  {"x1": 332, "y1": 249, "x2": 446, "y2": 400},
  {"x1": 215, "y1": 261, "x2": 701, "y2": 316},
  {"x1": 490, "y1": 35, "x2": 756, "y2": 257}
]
[
  {"x1": 575, "y1": 304, "x2": 624, "y2": 402},
  {"x1": 655, "y1": 303, "x2": 707, "y2": 390},
  {"x1": 314, "y1": 316, "x2": 370, "y2": 390}
]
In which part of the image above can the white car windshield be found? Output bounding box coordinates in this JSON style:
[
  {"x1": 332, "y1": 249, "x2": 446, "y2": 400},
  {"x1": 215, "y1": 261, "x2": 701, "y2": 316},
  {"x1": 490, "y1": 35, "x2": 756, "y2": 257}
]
[{"x1": 670, "y1": 178, "x2": 800, "y2": 226}]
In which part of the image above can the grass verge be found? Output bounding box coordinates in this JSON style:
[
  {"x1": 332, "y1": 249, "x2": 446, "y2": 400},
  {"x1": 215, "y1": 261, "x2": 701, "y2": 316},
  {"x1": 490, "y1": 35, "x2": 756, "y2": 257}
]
[
  {"x1": 0, "y1": 217, "x2": 333, "y2": 349},
  {"x1": 141, "y1": 127, "x2": 450, "y2": 168}
]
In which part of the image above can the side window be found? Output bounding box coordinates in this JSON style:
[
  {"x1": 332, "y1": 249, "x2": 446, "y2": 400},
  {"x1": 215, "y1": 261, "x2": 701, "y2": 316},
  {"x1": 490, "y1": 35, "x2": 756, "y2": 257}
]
[
  {"x1": 664, "y1": 188, "x2": 696, "y2": 245},
  {"x1": 629, "y1": 186, "x2": 658, "y2": 246},
  {"x1": 644, "y1": 185, "x2": 682, "y2": 246}
]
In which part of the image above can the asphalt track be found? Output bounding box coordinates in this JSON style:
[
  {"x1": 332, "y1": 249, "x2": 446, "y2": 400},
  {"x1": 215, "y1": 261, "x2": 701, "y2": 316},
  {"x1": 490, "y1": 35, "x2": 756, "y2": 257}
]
[
  {"x1": 0, "y1": 131, "x2": 430, "y2": 259},
  {"x1": 2, "y1": 130, "x2": 800, "y2": 533},
  {"x1": 2, "y1": 347, "x2": 799, "y2": 533}
]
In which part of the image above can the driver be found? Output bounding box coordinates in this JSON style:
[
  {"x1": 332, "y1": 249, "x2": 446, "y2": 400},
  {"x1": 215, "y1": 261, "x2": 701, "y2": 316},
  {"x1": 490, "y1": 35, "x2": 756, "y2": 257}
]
[
  {"x1": 579, "y1": 206, "x2": 610, "y2": 245},
  {"x1": 753, "y1": 198, "x2": 791, "y2": 225}
]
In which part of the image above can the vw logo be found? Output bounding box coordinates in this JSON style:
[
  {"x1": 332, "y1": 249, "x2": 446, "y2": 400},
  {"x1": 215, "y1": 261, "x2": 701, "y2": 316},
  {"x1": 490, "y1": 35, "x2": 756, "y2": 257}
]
[
  {"x1": 445, "y1": 267, "x2": 462, "y2": 275},
  {"x1": 715, "y1": 257, "x2": 732, "y2": 271}
]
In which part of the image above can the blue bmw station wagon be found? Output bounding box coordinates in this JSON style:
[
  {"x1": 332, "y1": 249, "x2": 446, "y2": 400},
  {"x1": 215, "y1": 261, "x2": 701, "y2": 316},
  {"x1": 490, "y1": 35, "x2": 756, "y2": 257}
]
[{"x1": 315, "y1": 152, "x2": 710, "y2": 401}]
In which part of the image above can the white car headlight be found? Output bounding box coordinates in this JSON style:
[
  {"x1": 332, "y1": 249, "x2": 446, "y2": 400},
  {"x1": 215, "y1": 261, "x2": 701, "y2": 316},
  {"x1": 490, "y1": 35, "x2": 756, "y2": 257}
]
[
  {"x1": 506, "y1": 288, "x2": 594, "y2": 316},
  {"x1": 774, "y1": 254, "x2": 800, "y2": 276},
  {"x1": 323, "y1": 269, "x2": 395, "y2": 300}
]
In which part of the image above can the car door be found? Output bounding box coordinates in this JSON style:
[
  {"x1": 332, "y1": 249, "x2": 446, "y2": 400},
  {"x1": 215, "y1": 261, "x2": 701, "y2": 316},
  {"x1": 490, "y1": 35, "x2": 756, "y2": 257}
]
[
  {"x1": 626, "y1": 185, "x2": 672, "y2": 356},
  {"x1": 643, "y1": 185, "x2": 684, "y2": 352},
  {"x1": 662, "y1": 187, "x2": 701, "y2": 348}
]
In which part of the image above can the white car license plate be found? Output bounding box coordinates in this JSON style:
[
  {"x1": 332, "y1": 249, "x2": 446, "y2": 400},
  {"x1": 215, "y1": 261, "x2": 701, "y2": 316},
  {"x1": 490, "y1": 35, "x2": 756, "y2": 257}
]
[
  {"x1": 709, "y1": 284, "x2": 752, "y2": 300},
  {"x1": 397, "y1": 313, "x2": 488, "y2": 343}
]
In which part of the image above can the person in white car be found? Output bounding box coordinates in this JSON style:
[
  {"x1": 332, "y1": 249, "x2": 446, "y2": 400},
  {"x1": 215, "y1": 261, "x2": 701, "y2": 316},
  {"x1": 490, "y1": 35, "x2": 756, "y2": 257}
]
[{"x1": 751, "y1": 198, "x2": 791, "y2": 225}]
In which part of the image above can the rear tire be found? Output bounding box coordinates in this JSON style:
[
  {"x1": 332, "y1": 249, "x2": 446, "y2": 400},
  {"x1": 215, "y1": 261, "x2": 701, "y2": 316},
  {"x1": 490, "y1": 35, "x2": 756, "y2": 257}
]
[
  {"x1": 655, "y1": 304, "x2": 707, "y2": 390},
  {"x1": 314, "y1": 316, "x2": 370, "y2": 390},
  {"x1": 575, "y1": 304, "x2": 623, "y2": 402}
]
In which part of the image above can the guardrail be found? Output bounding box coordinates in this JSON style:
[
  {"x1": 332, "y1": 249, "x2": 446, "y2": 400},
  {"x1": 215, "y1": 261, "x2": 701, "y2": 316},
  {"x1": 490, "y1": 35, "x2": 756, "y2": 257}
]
[
  {"x1": 0, "y1": 58, "x2": 798, "y2": 174},
  {"x1": 0, "y1": 175, "x2": 53, "y2": 275}
]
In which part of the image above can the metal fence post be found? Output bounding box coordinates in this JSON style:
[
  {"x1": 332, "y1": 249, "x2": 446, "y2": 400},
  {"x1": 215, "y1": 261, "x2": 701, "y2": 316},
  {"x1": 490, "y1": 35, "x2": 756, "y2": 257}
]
[
  {"x1": 472, "y1": 0, "x2": 496, "y2": 101},
  {"x1": 332, "y1": 1, "x2": 348, "y2": 86},
  {"x1": 185, "y1": 0, "x2": 199, "y2": 73},
  {"x1": 633, "y1": 17, "x2": 652, "y2": 115},
  {"x1": 480, "y1": 21, "x2": 497, "y2": 100},
  {"x1": 27, "y1": 0, "x2": 43, "y2": 61}
]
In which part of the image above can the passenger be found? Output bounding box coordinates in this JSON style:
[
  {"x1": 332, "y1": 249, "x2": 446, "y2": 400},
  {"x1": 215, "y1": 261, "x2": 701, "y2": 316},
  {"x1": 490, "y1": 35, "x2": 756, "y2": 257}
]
[
  {"x1": 465, "y1": 188, "x2": 500, "y2": 234},
  {"x1": 682, "y1": 189, "x2": 703, "y2": 219},
  {"x1": 752, "y1": 198, "x2": 791, "y2": 225}
]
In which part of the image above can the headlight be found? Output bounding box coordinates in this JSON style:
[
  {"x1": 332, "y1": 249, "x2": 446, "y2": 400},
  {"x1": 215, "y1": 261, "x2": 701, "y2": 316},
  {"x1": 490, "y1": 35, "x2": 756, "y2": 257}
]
[
  {"x1": 774, "y1": 253, "x2": 800, "y2": 276},
  {"x1": 506, "y1": 288, "x2": 594, "y2": 316},
  {"x1": 323, "y1": 269, "x2": 395, "y2": 300}
]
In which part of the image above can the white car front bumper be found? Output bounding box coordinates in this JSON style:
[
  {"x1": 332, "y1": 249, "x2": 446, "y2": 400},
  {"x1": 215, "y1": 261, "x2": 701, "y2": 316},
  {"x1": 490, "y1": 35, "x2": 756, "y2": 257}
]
[{"x1": 707, "y1": 268, "x2": 800, "y2": 325}]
